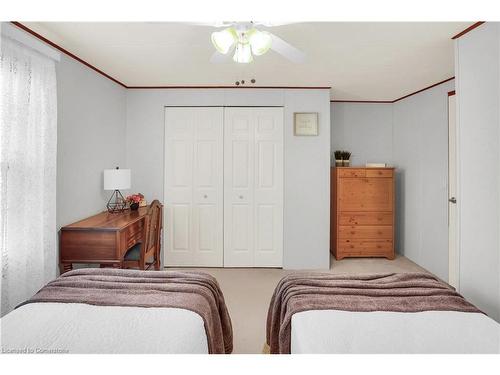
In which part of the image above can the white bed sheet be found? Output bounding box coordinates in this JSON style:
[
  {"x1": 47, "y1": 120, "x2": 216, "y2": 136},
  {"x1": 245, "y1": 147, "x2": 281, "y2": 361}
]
[
  {"x1": 1, "y1": 302, "x2": 208, "y2": 354},
  {"x1": 291, "y1": 310, "x2": 500, "y2": 354}
]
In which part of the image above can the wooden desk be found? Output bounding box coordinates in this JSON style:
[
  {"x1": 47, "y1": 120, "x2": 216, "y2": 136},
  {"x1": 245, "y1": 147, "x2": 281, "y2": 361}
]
[{"x1": 59, "y1": 207, "x2": 149, "y2": 273}]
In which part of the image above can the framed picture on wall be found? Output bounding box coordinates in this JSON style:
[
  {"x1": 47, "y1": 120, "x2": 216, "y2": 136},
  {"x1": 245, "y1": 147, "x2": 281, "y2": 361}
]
[{"x1": 294, "y1": 112, "x2": 319, "y2": 136}]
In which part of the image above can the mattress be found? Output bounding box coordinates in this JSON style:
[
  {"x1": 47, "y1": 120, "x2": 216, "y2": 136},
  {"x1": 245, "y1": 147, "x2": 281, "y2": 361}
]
[
  {"x1": 291, "y1": 309, "x2": 500, "y2": 354},
  {"x1": 1, "y1": 302, "x2": 208, "y2": 354}
]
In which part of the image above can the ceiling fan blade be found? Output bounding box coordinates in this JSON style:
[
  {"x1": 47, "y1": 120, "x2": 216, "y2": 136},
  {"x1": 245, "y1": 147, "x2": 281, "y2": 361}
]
[
  {"x1": 184, "y1": 21, "x2": 234, "y2": 28},
  {"x1": 269, "y1": 33, "x2": 306, "y2": 63},
  {"x1": 210, "y1": 51, "x2": 233, "y2": 63},
  {"x1": 255, "y1": 21, "x2": 298, "y2": 27}
]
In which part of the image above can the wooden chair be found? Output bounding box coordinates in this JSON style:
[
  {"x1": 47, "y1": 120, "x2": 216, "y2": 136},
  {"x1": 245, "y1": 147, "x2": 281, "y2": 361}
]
[{"x1": 122, "y1": 200, "x2": 162, "y2": 270}]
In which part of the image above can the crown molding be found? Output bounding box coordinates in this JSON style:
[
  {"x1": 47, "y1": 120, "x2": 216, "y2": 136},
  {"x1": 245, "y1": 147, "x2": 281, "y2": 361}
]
[
  {"x1": 10, "y1": 22, "x2": 329, "y2": 91},
  {"x1": 330, "y1": 100, "x2": 392, "y2": 104},
  {"x1": 10, "y1": 22, "x2": 128, "y2": 88},
  {"x1": 11, "y1": 21, "x2": 453, "y2": 102},
  {"x1": 392, "y1": 77, "x2": 454, "y2": 103},
  {"x1": 331, "y1": 77, "x2": 455, "y2": 104},
  {"x1": 451, "y1": 22, "x2": 485, "y2": 40},
  {"x1": 127, "y1": 86, "x2": 331, "y2": 89}
]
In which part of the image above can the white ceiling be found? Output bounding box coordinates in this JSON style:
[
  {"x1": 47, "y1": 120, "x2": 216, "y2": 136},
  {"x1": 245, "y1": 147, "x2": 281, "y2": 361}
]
[{"x1": 23, "y1": 22, "x2": 469, "y2": 100}]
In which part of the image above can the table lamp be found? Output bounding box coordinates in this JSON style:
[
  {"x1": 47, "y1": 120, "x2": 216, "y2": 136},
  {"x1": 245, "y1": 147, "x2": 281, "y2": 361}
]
[{"x1": 104, "y1": 167, "x2": 131, "y2": 213}]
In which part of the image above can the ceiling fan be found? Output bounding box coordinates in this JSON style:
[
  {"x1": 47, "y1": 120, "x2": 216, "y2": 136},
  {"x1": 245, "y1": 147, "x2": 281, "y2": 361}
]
[{"x1": 208, "y1": 22, "x2": 306, "y2": 64}]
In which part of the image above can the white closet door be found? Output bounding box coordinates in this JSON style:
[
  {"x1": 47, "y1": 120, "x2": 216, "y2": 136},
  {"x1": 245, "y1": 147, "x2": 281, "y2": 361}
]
[
  {"x1": 164, "y1": 107, "x2": 223, "y2": 267},
  {"x1": 224, "y1": 108, "x2": 255, "y2": 266},
  {"x1": 253, "y1": 108, "x2": 284, "y2": 267},
  {"x1": 224, "y1": 107, "x2": 283, "y2": 267}
]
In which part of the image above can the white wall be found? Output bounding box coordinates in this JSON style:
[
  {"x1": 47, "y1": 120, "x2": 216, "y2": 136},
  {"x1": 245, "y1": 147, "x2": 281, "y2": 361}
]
[
  {"x1": 393, "y1": 80, "x2": 454, "y2": 282},
  {"x1": 331, "y1": 81, "x2": 453, "y2": 282},
  {"x1": 455, "y1": 22, "x2": 500, "y2": 321},
  {"x1": 56, "y1": 54, "x2": 127, "y2": 229},
  {"x1": 126, "y1": 88, "x2": 331, "y2": 269},
  {"x1": 331, "y1": 103, "x2": 393, "y2": 166},
  {"x1": 283, "y1": 90, "x2": 331, "y2": 269}
]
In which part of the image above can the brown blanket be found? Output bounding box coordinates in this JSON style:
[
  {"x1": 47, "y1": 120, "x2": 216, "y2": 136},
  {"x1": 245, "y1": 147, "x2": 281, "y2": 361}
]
[
  {"x1": 19, "y1": 268, "x2": 233, "y2": 354},
  {"x1": 266, "y1": 272, "x2": 482, "y2": 354}
]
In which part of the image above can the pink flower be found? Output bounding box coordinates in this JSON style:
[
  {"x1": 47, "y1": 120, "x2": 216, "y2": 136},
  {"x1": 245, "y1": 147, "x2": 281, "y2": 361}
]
[{"x1": 126, "y1": 193, "x2": 144, "y2": 204}]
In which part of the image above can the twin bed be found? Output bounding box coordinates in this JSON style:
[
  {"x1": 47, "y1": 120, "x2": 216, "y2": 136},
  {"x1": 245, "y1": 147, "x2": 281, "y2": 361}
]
[
  {"x1": 267, "y1": 273, "x2": 500, "y2": 354},
  {"x1": 2, "y1": 269, "x2": 499, "y2": 354},
  {"x1": 1, "y1": 269, "x2": 232, "y2": 354}
]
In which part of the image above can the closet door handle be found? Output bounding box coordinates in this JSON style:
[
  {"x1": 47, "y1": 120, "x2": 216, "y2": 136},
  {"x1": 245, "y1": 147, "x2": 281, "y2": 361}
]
[
  {"x1": 203, "y1": 194, "x2": 208, "y2": 199},
  {"x1": 239, "y1": 195, "x2": 244, "y2": 199}
]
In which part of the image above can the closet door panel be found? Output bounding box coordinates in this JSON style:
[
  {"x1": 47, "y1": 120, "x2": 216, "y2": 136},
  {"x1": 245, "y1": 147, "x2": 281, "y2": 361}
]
[
  {"x1": 224, "y1": 109, "x2": 255, "y2": 266},
  {"x1": 253, "y1": 109, "x2": 283, "y2": 267},
  {"x1": 231, "y1": 205, "x2": 250, "y2": 248},
  {"x1": 171, "y1": 204, "x2": 190, "y2": 250},
  {"x1": 164, "y1": 109, "x2": 194, "y2": 265},
  {"x1": 164, "y1": 107, "x2": 223, "y2": 267},
  {"x1": 224, "y1": 107, "x2": 283, "y2": 267},
  {"x1": 192, "y1": 108, "x2": 224, "y2": 266}
]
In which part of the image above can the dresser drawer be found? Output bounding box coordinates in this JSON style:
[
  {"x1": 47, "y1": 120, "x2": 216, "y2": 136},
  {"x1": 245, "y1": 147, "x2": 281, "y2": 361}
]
[
  {"x1": 337, "y1": 168, "x2": 366, "y2": 178},
  {"x1": 366, "y1": 169, "x2": 393, "y2": 178},
  {"x1": 338, "y1": 225, "x2": 393, "y2": 239},
  {"x1": 338, "y1": 239, "x2": 393, "y2": 252},
  {"x1": 338, "y1": 177, "x2": 393, "y2": 212},
  {"x1": 339, "y1": 212, "x2": 393, "y2": 225}
]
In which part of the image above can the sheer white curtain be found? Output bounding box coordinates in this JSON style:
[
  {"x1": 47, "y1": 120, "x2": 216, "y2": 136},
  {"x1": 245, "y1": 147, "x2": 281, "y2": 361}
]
[{"x1": 0, "y1": 36, "x2": 57, "y2": 316}]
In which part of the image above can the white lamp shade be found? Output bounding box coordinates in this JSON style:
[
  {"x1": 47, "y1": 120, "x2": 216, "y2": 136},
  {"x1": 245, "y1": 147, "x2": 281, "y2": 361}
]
[
  {"x1": 211, "y1": 27, "x2": 237, "y2": 54},
  {"x1": 104, "y1": 169, "x2": 131, "y2": 190},
  {"x1": 247, "y1": 29, "x2": 272, "y2": 56},
  {"x1": 233, "y1": 42, "x2": 253, "y2": 63}
]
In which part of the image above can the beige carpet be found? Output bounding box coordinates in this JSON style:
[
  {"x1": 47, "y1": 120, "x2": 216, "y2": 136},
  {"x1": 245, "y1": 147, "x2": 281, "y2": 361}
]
[{"x1": 168, "y1": 255, "x2": 428, "y2": 354}]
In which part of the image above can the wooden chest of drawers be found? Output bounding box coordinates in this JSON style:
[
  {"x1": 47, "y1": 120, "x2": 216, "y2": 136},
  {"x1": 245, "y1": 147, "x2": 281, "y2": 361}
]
[{"x1": 331, "y1": 167, "x2": 395, "y2": 260}]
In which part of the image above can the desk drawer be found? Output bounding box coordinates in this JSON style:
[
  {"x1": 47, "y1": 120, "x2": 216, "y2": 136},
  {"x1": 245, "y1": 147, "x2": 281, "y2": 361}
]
[
  {"x1": 60, "y1": 230, "x2": 117, "y2": 261},
  {"x1": 125, "y1": 221, "x2": 143, "y2": 248}
]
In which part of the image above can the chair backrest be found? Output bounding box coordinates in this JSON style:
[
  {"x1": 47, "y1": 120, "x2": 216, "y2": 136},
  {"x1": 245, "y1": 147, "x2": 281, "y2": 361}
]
[{"x1": 142, "y1": 200, "x2": 162, "y2": 256}]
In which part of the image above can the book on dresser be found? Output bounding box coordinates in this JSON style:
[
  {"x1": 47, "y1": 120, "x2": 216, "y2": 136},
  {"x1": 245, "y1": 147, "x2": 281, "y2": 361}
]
[{"x1": 330, "y1": 167, "x2": 395, "y2": 260}]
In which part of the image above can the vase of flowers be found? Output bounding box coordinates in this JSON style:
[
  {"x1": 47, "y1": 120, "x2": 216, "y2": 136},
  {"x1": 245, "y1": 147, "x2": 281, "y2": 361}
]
[{"x1": 126, "y1": 193, "x2": 144, "y2": 211}]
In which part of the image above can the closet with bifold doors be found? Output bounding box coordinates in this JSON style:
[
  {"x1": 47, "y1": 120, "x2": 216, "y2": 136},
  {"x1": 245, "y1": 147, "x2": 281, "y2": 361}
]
[{"x1": 164, "y1": 107, "x2": 284, "y2": 268}]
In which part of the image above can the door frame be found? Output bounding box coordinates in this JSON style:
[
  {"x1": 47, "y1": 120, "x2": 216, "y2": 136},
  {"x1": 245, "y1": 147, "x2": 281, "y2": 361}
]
[{"x1": 448, "y1": 90, "x2": 459, "y2": 289}]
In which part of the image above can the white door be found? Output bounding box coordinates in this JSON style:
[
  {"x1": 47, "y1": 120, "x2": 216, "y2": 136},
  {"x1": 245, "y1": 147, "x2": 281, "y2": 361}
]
[
  {"x1": 224, "y1": 107, "x2": 284, "y2": 267},
  {"x1": 448, "y1": 93, "x2": 459, "y2": 289},
  {"x1": 164, "y1": 107, "x2": 224, "y2": 266}
]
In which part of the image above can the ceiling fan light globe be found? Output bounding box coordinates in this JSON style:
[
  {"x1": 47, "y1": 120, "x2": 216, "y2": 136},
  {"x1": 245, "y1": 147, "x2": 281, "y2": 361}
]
[
  {"x1": 247, "y1": 29, "x2": 272, "y2": 56},
  {"x1": 233, "y1": 42, "x2": 253, "y2": 63},
  {"x1": 211, "y1": 27, "x2": 237, "y2": 54}
]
